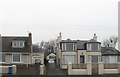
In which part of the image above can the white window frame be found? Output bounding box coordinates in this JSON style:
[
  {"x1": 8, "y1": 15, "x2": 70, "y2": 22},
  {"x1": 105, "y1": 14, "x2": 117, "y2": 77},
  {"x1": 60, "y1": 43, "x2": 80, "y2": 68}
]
[
  {"x1": 88, "y1": 55, "x2": 92, "y2": 62},
  {"x1": 63, "y1": 55, "x2": 76, "y2": 64},
  {"x1": 0, "y1": 53, "x2": 6, "y2": 63},
  {"x1": 87, "y1": 44, "x2": 91, "y2": 51},
  {"x1": 98, "y1": 44, "x2": 101, "y2": 51},
  {"x1": 12, "y1": 41, "x2": 25, "y2": 48},
  {"x1": 62, "y1": 43, "x2": 66, "y2": 51},
  {"x1": 12, "y1": 53, "x2": 22, "y2": 63},
  {"x1": 73, "y1": 43, "x2": 76, "y2": 51},
  {"x1": 104, "y1": 56, "x2": 118, "y2": 63},
  {"x1": 88, "y1": 55, "x2": 101, "y2": 63},
  {"x1": 62, "y1": 43, "x2": 76, "y2": 51}
]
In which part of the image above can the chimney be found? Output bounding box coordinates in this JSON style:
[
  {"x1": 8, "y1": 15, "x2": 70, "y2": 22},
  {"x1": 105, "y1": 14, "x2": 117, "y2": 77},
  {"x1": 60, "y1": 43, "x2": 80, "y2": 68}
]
[
  {"x1": 93, "y1": 33, "x2": 97, "y2": 41},
  {"x1": 59, "y1": 32, "x2": 62, "y2": 42},
  {"x1": 28, "y1": 33, "x2": 32, "y2": 53}
]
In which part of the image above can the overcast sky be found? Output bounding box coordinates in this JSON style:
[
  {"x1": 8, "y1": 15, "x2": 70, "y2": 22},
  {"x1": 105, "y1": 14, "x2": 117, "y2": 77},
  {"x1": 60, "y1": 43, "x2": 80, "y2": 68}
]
[{"x1": 0, "y1": 0, "x2": 119, "y2": 45}]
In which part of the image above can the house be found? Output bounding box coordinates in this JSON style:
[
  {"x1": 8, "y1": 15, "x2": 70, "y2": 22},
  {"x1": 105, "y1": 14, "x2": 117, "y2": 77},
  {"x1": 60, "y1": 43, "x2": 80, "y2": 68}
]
[
  {"x1": 101, "y1": 47, "x2": 120, "y2": 63},
  {"x1": 56, "y1": 33, "x2": 120, "y2": 75},
  {"x1": 56, "y1": 33, "x2": 102, "y2": 69},
  {"x1": 0, "y1": 33, "x2": 44, "y2": 66},
  {"x1": 0, "y1": 33, "x2": 32, "y2": 66}
]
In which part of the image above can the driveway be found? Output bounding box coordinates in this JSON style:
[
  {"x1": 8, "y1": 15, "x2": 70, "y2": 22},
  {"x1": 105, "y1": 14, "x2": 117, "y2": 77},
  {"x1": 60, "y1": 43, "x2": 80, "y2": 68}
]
[{"x1": 45, "y1": 62, "x2": 67, "y2": 75}]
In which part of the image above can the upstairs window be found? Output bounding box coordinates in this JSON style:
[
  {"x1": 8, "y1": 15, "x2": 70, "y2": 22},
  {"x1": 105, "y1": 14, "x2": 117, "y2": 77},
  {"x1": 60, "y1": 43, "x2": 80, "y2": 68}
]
[
  {"x1": 87, "y1": 43, "x2": 101, "y2": 51},
  {"x1": 87, "y1": 44, "x2": 91, "y2": 51},
  {"x1": 62, "y1": 43, "x2": 66, "y2": 51},
  {"x1": 62, "y1": 43, "x2": 77, "y2": 51},
  {"x1": 12, "y1": 41, "x2": 25, "y2": 48}
]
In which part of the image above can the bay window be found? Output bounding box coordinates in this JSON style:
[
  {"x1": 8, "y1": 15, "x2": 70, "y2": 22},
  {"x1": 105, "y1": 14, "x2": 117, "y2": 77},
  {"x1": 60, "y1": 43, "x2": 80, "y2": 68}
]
[
  {"x1": 63, "y1": 55, "x2": 76, "y2": 64},
  {"x1": 104, "y1": 56, "x2": 118, "y2": 63}
]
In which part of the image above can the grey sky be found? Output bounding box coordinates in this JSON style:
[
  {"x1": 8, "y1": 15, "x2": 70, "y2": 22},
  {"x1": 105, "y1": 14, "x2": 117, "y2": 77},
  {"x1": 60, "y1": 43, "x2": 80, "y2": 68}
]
[{"x1": 0, "y1": 0, "x2": 119, "y2": 45}]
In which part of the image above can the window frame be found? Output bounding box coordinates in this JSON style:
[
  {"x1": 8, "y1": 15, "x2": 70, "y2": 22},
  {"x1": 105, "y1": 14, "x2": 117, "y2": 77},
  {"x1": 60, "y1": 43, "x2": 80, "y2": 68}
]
[
  {"x1": 63, "y1": 55, "x2": 76, "y2": 64},
  {"x1": 0, "y1": 53, "x2": 5, "y2": 63},
  {"x1": 62, "y1": 43, "x2": 77, "y2": 51},
  {"x1": 12, "y1": 53, "x2": 21, "y2": 63},
  {"x1": 88, "y1": 55, "x2": 101, "y2": 63},
  {"x1": 87, "y1": 44, "x2": 91, "y2": 51},
  {"x1": 104, "y1": 56, "x2": 118, "y2": 63},
  {"x1": 12, "y1": 41, "x2": 25, "y2": 48}
]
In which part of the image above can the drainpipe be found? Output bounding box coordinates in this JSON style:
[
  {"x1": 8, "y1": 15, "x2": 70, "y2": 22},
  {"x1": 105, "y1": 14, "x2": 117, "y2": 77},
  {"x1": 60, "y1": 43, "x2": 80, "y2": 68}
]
[{"x1": 27, "y1": 33, "x2": 32, "y2": 67}]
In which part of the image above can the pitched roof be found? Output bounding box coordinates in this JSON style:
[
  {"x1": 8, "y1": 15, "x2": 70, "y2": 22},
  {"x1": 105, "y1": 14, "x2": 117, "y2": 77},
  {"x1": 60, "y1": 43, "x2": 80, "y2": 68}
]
[
  {"x1": 87, "y1": 39, "x2": 101, "y2": 44},
  {"x1": 60, "y1": 38, "x2": 101, "y2": 50},
  {"x1": 2, "y1": 36, "x2": 30, "y2": 53},
  {"x1": 77, "y1": 40, "x2": 88, "y2": 50},
  {"x1": 60, "y1": 39, "x2": 88, "y2": 50},
  {"x1": 61, "y1": 38, "x2": 77, "y2": 43},
  {"x1": 101, "y1": 47, "x2": 120, "y2": 55}
]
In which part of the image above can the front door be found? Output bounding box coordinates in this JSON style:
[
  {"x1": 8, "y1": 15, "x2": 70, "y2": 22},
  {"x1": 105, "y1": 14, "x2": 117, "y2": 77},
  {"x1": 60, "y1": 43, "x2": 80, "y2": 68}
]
[{"x1": 80, "y1": 55, "x2": 85, "y2": 63}]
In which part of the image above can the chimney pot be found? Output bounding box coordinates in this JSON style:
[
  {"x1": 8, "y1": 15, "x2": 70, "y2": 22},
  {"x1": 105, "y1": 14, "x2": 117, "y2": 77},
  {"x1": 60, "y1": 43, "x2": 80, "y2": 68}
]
[{"x1": 93, "y1": 33, "x2": 97, "y2": 41}]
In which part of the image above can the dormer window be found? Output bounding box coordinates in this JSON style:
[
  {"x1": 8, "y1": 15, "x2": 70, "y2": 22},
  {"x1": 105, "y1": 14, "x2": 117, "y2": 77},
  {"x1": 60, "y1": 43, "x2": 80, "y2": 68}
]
[
  {"x1": 62, "y1": 43, "x2": 77, "y2": 51},
  {"x1": 12, "y1": 41, "x2": 25, "y2": 48},
  {"x1": 87, "y1": 43, "x2": 101, "y2": 51},
  {"x1": 87, "y1": 44, "x2": 92, "y2": 51}
]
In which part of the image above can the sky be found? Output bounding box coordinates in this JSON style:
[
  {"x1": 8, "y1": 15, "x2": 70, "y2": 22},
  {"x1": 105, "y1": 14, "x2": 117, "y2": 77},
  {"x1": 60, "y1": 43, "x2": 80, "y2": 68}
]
[{"x1": 0, "y1": 0, "x2": 119, "y2": 45}]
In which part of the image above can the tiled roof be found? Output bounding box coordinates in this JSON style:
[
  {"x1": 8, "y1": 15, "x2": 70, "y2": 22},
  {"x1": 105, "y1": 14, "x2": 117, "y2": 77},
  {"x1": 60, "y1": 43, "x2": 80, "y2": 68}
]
[
  {"x1": 101, "y1": 47, "x2": 120, "y2": 55},
  {"x1": 87, "y1": 39, "x2": 101, "y2": 44},
  {"x1": 1, "y1": 37, "x2": 30, "y2": 53}
]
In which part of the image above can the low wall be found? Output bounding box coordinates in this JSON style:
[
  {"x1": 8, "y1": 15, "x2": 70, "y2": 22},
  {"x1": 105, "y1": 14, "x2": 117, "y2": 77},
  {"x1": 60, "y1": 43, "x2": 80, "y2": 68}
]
[
  {"x1": 98, "y1": 62, "x2": 120, "y2": 75},
  {"x1": 0, "y1": 65, "x2": 16, "y2": 75},
  {"x1": 68, "y1": 63, "x2": 92, "y2": 75},
  {"x1": 104, "y1": 69, "x2": 118, "y2": 74},
  {"x1": 68, "y1": 62, "x2": 120, "y2": 75}
]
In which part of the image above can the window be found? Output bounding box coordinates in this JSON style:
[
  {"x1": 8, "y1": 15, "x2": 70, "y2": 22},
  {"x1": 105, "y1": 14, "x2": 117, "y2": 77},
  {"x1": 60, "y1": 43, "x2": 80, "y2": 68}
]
[
  {"x1": 12, "y1": 41, "x2": 25, "y2": 48},
  {"x1": 88, "y1": 55, "x2": 101, "y2": 63},
  {"x1": 62, "y1": 43, "x2": 66, "y2": 51},
  {"x1": 73, "y1": 44, "x2": 76, "y2": 51},
  {"x1": 12, "y1": 54, "x2": 21, "y2": 63},
  {"x1": 87, "y1": 43, "x2": 101, "y2": 51},
  {"x1": 0, "y1": 54, "x2": 5, "y2": 62},
  {"x1": 104, "y1": 56, "x2": 117, "y2": 63},
  {"x1": 63, "y1": 55, "x2": 76, "y2": 64},
  {"x1": 98, "y1": 44, "x2": 101, "y2": 51},
  {"x1": 87, "y1": 44, "x2": 91, "y2": 51},
  {"x1": 91, "y1": 55, "x2": 98, "y2": 63},
  {"x1": 62, "y1": 43, "x2": 76, "y2": 51}
]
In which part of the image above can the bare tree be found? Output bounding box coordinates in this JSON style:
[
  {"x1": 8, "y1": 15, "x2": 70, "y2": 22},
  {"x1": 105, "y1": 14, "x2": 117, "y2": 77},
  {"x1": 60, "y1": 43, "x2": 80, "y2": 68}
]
[
  {"x1": 102, "y1": 39, "x2": 110, "y2": 47},
  {"x1": 102, "y1": 35, "x2": 118, "y2": 47}
]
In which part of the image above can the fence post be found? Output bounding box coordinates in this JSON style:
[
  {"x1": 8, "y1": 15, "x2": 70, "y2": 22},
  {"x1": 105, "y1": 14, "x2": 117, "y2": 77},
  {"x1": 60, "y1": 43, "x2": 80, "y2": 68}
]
[
  {"x1": 12, "y1": 65, "x2": 17, "y2": 74},
  {"x1": 117, "y1": 62, "x2": 120, "y2": 74},
  {"x1": 68, "y1": 62, "x2": 72, "y2": 75},
  {"x1": 98, "y1": 62, "x2": 104, "y2": 75},
  {"x1": 87, "y1": 62, "x2": 92, "y2": 75},
  {"x1": 40, "y1": 64, "x2": 44, "y2": 75}
]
